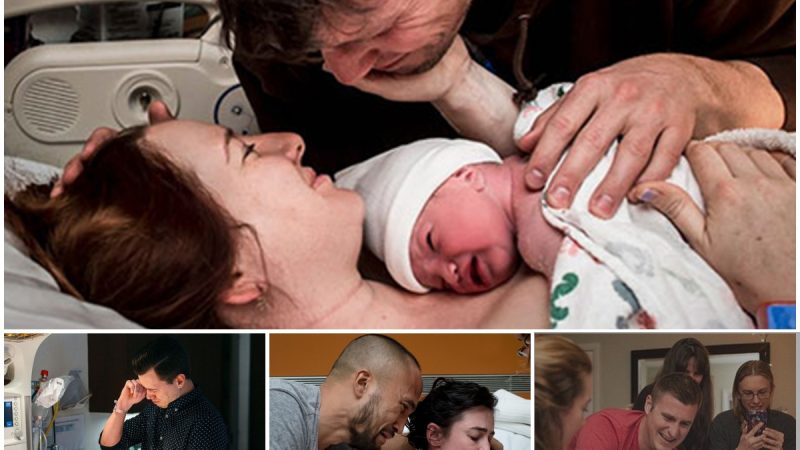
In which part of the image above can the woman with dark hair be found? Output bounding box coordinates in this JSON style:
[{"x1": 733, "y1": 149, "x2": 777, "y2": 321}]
[
  {"x1": 709, "y1": 360, "x2": 794, "y2": 450},
  {"x1": 406, "y1": 378, "x2": 497, "y2": 450},
  {"x1": 5, "y1": 110, "x2": 546, "y2": 328},
  {"x1": 632, "y1": 338, "x2": 712, "y2": 450},
  {"x1": 534, "y1": 335, "x2": 593, "y2": 450}
]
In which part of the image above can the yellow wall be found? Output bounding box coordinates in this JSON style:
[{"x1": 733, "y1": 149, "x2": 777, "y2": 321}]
[{"x1": 271, "y1": 334, "x2": 529, "y2": 398}]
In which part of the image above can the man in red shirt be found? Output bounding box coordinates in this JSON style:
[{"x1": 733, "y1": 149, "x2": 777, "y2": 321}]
[{"x1": 570, "y1": 373, "x2": 702, "y2": 450}]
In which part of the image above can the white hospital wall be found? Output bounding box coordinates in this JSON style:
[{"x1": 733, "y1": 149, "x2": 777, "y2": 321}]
[{"x1": 32, "y1": 334, "x2": 89, "y2": 385}]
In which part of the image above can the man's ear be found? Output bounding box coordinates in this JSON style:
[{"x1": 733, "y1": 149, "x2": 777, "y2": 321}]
[
  {"x1": 353, "y1": 370, "x2": 372, "y2": 399},
  {"x1": 174, "y1": 374, "x2": 186, "y2": 388},
  {"x1": 644, "y1": 395, "x2": 654, "y2": 414},
  {"x1": 453, "y1": 166, "x2": 486, "y2": 192},
  {"x1": 426, "y1": 423, "x2": 444, "y2": 447}
]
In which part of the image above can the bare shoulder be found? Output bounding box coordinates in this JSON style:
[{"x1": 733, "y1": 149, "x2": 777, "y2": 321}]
[{"x1": 364, "y1": 267, "x2": 549, "y2": 328}]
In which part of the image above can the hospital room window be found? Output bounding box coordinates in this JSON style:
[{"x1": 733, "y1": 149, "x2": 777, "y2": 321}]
[{"x1": 5, "y1": 2, "x2": 213, "y2": 66}]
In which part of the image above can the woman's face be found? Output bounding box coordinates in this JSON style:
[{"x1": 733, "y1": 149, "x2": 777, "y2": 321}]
[
  {"x1": 144, "y1": 120, "x2": 365, "y2": 288},
  {"x1": 738, "y1": 375, "x2": 772, "y2": 411},
  {"x1": 685, "y1": 357, "x2": 704, "y2": 385},
  {"x1": 435, "y1": 406, "x2": 495, "y2": 450},
  {"x1": 560, "y1": 372, "x2": 593, "y2": 450}
]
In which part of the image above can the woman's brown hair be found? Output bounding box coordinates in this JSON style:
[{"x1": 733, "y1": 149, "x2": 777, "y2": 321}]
[
  {"x1": 5, "y1": 127, "x2": 239, "y2": 328},
  {"x1": 732, "y1": 360, "x2": 774, "y2": 421},
  {"x1": 534, "y1": 335, "x2": 592, "y2": 450}
]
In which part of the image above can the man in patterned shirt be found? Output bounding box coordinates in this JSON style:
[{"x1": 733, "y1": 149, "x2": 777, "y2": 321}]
[{"x1": 99, "y1": 336, "x2": 230, "y2": 450}]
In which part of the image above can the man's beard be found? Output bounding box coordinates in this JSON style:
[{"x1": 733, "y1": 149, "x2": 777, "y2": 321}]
[
  {"x1": 348, "y1": 393, "x2": 383, "y2": 450},
  {"x1": 369, "y1": 32, "x2": 457, "y2": 78}
]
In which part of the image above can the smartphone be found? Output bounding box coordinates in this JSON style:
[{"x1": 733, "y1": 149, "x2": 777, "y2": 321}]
[{"x1": 745, "y1": 410, "x2": 768, "y2": 437}]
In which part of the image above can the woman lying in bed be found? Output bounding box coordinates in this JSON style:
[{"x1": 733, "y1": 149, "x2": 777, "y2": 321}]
[{"x1": 5, "y1": 109, "x2": 547, "y2": 328}]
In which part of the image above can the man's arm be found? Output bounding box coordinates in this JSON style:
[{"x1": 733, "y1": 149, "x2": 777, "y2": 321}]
[
  {"x1": 676, "y1": 0, "x2": 795, "y2": 130},
  {"x1": 99, "y1": 379, "x2": 146, "y2": 448},
  {"x1": 99, "y1": 411, "x2": 146, "y2": 450},
  {"x1": 351, "y1": 36, "x2": 519, "y2": 155}
]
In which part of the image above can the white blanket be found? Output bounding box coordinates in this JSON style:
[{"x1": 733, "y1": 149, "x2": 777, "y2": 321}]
[{"x1": 514, "y1": 83, "x2": 794, "y2": 329}]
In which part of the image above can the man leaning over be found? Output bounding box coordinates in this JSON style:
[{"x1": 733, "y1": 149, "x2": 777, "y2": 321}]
[
  {"x1": 570, "y1": 373, "x2": 702, "y2": 450},
  {"x1": 270, "y1": 334, "x2": 423, "y2": 450}
]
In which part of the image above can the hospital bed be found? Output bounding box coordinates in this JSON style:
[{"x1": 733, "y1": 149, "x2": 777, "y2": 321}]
[{"x1": 4, "y1": 0, "x2": 259, "y2": 328}]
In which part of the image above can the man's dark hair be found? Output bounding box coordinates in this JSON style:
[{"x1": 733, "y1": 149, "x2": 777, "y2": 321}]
[
  {"x1": 651, "y1": 372, "x2": 702, "y2": 407},
  {"x1": 329, "y1": 334, "x2": 420, "y2": 380},
  {"x1": 218, "y1": 0, "x2": 376, "y2": 64},
  {"x1": 132, "y1": 336, "x2": 191, "y2": 383},
  {"x1": 406, "y1": 378, "x2": 497, "y2": 449}
]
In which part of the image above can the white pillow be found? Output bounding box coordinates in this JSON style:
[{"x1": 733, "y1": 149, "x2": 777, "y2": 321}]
[
  {"x1": 494, "y1": 389, "x2": 531, "y2": 425},
  {"x1": 4, "y1": 156, "x2": 142, "y2": 329}
]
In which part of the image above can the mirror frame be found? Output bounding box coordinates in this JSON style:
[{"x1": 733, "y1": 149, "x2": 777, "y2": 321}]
[{"x1": 630, "y1": 342, "x2": 770, "y2": 403}]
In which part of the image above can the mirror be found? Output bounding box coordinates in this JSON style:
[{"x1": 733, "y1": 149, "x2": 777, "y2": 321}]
[{"x1": 631, "y1": 343, "x2": 770, "y2": 416}]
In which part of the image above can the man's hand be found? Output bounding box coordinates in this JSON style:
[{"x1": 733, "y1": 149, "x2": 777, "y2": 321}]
[
  {"x1": 349, "y1": 35, "x2": 472, "y2": 103},
  {"x1": 630, "y1": 141, "x2": 796, "y2": 312},
  {"x1": 115, "y1": 379, "x2": 146, "y2": 412},
  {"x1": 50, "y1": 100, "x2": 174, "y2": 198},
  {"x1": 50, "y1": 127, "x2": 118, "y2": 198},
  {"x1": 517, "y1": 52, "x2": 784, "y2": 219}
]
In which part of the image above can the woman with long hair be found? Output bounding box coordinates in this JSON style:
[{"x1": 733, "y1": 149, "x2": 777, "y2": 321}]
[
  {"x1": 709, "y1": 360, "x2": 794, "y2": 450},
  {"x1": 633, "y1": 337, "x2": 712, "y2": 450},
  {"x1": 534, "y1": 335, "x2": 593, "y2": 450}
]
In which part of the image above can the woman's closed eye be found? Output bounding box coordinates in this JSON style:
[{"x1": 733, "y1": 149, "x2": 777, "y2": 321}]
[{"x1": 468, "y1": 432, "x2": 486, "y2": 443}]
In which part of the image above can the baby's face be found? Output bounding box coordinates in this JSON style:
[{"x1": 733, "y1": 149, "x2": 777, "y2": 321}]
[{"x1": 409, "y1": 171, "x2": 519, "y2": 294}]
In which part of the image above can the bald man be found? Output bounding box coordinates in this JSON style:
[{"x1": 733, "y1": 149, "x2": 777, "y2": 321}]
[{"x1": 270, "y1": 335, "x2": 423, "y2": 450}]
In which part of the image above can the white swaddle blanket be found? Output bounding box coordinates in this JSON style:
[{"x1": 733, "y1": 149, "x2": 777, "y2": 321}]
[{"x1": 514, "y1": 83, "x2": 794, "y2": 329}]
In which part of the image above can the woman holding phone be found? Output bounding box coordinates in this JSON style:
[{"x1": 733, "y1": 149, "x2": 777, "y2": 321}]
[{"x1": 709, "y1": 360, "x2": 795, "y2": 450}]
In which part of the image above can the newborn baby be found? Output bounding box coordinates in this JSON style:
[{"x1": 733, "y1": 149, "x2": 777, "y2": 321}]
[{"x1": 336, "y1": 84, "x2": 757, "y2": 329}]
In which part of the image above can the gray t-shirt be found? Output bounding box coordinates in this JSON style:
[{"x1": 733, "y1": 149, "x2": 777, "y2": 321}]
[
  {"x1": 270, "y1": 379, "x2": 353, "y2": 450},
  {"x1": 709, "y1": 409, "x2": 796, "y2": 450},
  {"x1": 270, "y1": 379, "x2": 320, "y2": 450}
]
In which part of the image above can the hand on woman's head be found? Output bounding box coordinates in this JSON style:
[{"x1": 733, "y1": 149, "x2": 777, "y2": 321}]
[
  {"x1": 38, "y1": 110, "x2": 366, "y2": 327},
  {"x1": 10, "y1": 124, "x2": 238, "y2": 327},
  {"x1": 51, "y1": 101, "x2": 175, "y2": 198}
]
